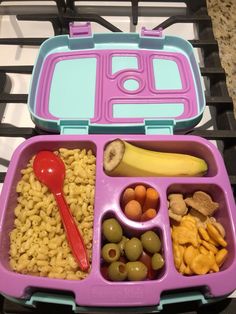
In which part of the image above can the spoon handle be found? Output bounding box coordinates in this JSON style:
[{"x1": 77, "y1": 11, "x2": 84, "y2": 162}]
[{"x1": 55, "y1": 193, "x2": 89, "y2": 271}]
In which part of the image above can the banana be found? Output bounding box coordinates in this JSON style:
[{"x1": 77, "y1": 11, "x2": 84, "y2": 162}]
[{"x1": 103, "y1": 139, "x2": 208, "y2": 177}]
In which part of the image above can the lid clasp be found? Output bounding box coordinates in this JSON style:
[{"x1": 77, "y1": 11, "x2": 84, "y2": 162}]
[
  {"x1": 144, "y1": 119, "x2": 174, "y2": 135},
  {"x1": 141, "y1": 27, "x2": 163, "y2": 38},
  {"x1": 69, "y1": 22, "x2": 92, "y2": 38},
  {"x1": 59, "y1": 119, "x2": 89, "y2": 135}
]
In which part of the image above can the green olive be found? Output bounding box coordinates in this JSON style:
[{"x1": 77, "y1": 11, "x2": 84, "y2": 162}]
[
  {"x1": 141, "y1": 231, "x2": 161, "y2": 254},
  {"x1": 102, "y1": 218, "x2": 123, "y2": 243},
  {"x1": 124, "y1": 237, "x2": 143, "y2": 261},
  {"x1": 151, "y1": 253, "x2": 165, "y2": 270},
  {"x1": 102, "y1": 243, "x2": 120, "y2": 263},
  {"x1": 108, "y1": 261, "x2": 127, "y2": 281},
  {"x1": 126, "y1": 261, "x2": 148, "y2": 281},
  {"x1": 118, "y1": 236, "x2": 129, "y2": 255}
]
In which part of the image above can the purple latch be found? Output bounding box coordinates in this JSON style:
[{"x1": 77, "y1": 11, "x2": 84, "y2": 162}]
[
  {"x1": 69, "y1": 22, "x2": 92, "y2": 37},
  {"x1": 141, "y1": 27, "x2": 163, "y2": 37}
]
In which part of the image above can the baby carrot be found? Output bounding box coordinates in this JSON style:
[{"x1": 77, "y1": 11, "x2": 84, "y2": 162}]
[
  {"x1": 122, "y1": 188, "x2": 135, "y2": 207},
  {"x1": 124, "y1": 200, "x2": 142, "y2": 221},
  {"x1": 141, "y1": 208, "x2": 157, "y2": 222},
  {"x1": 143, "y1": 188, "x2": 159, "y2": 212},
  {"x1": 134, "y1": 185, "x2": 146, "y2": 207}
]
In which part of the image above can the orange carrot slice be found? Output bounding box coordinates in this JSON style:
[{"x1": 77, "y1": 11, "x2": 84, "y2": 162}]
[
  {"x1": 134, "y1": 185, "x2": 146, "y2": 207},
  {"x1": 143, "y1": 188, "x2": 159, "y2": 212},
  {"x1": 124, "y1": 200, "x2": 142, "y2": 221},
  {"x1": 141, "y1": 208, "x2": 157, "y2": 221},
  {"x1": 122, "y1": 188, "x2": 135, "y2": 207}
]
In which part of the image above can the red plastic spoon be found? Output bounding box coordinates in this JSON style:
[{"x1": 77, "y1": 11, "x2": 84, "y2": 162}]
[{"x1": 33, "y1": 151, "x2": 89, "y2": 271}]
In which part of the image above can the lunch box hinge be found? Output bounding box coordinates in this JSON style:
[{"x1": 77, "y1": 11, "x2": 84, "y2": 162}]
[
  {"x1": 69, "y1": 22, "x2": 92, "y2": 38},
  {"x1": 59, "y1": 120, "x2": 89, "y2": 134},
  {"x1": 157, "y1": 291, "x2": 212, "y2": 311},
  {"x1": 26, "y1": 292, "x2": 77, "y2": 311},
  {"x1": 144, "y1": 120, "x2": 174, "y2": 135}
]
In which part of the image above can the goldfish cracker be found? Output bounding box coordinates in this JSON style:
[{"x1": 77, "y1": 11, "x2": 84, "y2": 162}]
[
  {"x1": 134, "y1": 185, "x2": 146, "y2": 207},
  {"x1": 172, "y1": 226, "x2": 199, "y2": 248},
  {"x1": 190, "y1": 254, "x2": 211, "y2": 275},
  {"x1": 197, "y1": 234, "x2": 202, "y2": 245},
  {"x1": 207, "y1": 251, "x2": 219, "y2": 272},
  {"x1": 216, "y1": 248, "x2": 228, "y2": 267},
  {"x1": 184, "y1": 246, "x2": 199, "y2": 266},
  {"x1": 199, "y1": 245, "x2": 209, "y2": 255},
  {"x1": 211, "y1": 264, "x2": 219, "y2": 272},
  {"x1": 207, "y1": 236, "x2": 219, "y2": 247},
  {"x1": 124, "y1": 200, "x2": 142, "y2": 221},
  {"x1": 181, "y1": 220, "x2": 196, "y2": 230},
  {"x1": 180, "y1": 215, "x2": 197, "y2": 231},
  {"x1": 198, "y1": 227, "x2": 210, "y2": 242},
  {"x1": 201, "y1": 240, "x2": 218, "y2": 255},
  {"x1": 210, "y1": 220, "x2": 226, "y2": 238},
  {"x1": 181, "y1": 215, "x2": 196, "y2": 224},
  {"x1": 172, "y1": 243, "x2": 184, "y2": 270},
  {"x1": 143, "y1": 188, "x2": 159, "y2": 212},
  {"x1": 179, "y1": 261, "x2": 187, "y2": 274},
  {"x1": 184, "y1": 265, "x2": 193, "y2": 275},
  {"x1": 206, "y1": 223, "x2": 227, "y2": 248},
  {"x1": 171, "y1": 226, "x2": 178, "y2": 244}
]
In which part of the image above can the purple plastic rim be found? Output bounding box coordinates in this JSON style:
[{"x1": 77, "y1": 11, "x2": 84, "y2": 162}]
[{"x1": 0, "y1": 134, "x2": 236, "y2": 307}]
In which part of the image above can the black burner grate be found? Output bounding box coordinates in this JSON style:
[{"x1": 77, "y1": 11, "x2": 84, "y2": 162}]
[{"x1": 0, "y1": 0, "x2": 236, "y2": 313}]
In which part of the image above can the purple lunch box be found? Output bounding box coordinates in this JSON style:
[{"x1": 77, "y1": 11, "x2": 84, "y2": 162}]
[{"x1": 0, "y1": 23, "x2": 235, "y2": 309}]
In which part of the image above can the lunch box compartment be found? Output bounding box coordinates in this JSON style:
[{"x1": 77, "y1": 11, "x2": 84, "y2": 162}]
[
  {"x1": 119, "y1": 182, "x2": 161, "y2": 222},
  {"x1": 0, "y1": 137, "x2": 97, "y2": 274},
  {"x1": 167, "y1": 183, "x2": 235, "y2": 271},
  {"x1": 100, "y1": 211, "x2": 166, "y2": 281},
  {"x1": 103, "y1": 138, "x2": 219, "y2": 177}
]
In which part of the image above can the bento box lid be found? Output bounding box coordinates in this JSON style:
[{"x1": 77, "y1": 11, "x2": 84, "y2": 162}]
[{"x1": 28, "y1": 22, "x2": 205, "y2": 135}]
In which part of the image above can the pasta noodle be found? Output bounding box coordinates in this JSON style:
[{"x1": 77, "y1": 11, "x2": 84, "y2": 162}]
[{"x1": 9, "y1": 148, "x2": 96, "y2": 280}]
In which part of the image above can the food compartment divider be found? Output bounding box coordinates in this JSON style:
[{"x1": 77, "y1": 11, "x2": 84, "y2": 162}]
[
  {"x1": 100, "y1": 181, "x2": 170, "y2": 277},
  {"x1": 162, "y1": 177, "x2": 236, "y2": 298},
  {"x1": 167, "y1": 183, "x2": 236, "y2": 271},
  {"x1": 0, "y1": 135, "x2": 100, "y2": 305},
  {"x1": 103, "y1": 136, "x2": 219, "y2": 177}
]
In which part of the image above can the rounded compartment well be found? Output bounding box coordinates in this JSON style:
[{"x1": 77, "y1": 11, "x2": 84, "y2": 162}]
[
  {"x1": 0, "y1": 136, "x2": 97, "y2": 282},
  {"x1": 167, "y1": 183, "x2": 235, "y2": 276},
  {"x1": 120, "y1": 182, "x2": 160, "y2": 223},
  {"x1": 100, "y1": 211, "x2": 166, "y2": 282}
]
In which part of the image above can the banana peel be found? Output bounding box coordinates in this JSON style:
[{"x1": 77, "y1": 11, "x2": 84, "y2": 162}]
[{"x1": 103, "y1": 139, "x2": 208, "y2": 177}]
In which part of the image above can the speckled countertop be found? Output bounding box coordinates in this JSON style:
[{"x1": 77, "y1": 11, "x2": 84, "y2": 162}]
[{"x1": 206, "y1": 0, "x2": 236, "y2": 118}]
